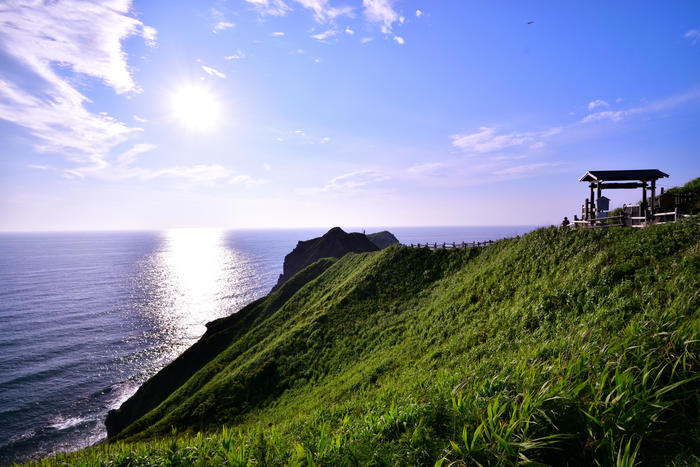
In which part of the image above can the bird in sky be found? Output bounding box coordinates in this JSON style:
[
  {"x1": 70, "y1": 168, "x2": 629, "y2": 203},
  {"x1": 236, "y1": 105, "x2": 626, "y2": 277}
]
[{"x1": 527, "y1": 21, "x2": 534, "y2": 24}]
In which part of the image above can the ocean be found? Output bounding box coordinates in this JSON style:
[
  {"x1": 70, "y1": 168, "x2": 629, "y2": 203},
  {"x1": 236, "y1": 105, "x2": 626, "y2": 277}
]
[{"x1": 0, "y1": 226, "x2": 536, "y2": 464}]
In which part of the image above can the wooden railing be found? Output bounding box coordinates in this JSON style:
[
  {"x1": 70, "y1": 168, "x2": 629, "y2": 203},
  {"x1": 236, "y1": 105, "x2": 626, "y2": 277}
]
[
  {"x1": 403, "y1": 240, "x2": 497, "y2": 250},
  {"x1": 652, "y1": 210, "x2": 680, "y2": 224},
  {"x1": 572, "y1": 215, "x2": 625, "y2": 228},
  {"x1": 572, "y1": 208, "x2": 682, "y2": 228}
]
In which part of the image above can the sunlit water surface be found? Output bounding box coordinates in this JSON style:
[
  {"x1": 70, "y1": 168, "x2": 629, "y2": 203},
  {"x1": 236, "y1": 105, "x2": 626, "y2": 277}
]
[{"x1": 0, "y1": 226, "x2": 535, "y2": 464}]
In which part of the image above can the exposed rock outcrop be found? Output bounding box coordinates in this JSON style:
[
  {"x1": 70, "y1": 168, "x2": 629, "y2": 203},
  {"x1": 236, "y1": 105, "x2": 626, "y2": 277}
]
[
  {"x1": 366, "y1": 230, "x2": 400, "y2": 249},
  {"x1": 270, "y1": 227, "x2": 379, "y2": 292}
]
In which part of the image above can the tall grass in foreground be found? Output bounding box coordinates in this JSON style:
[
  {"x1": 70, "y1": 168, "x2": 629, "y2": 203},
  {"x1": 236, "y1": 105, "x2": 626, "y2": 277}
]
[{"x1": 30, "y1": 218, "x2": 700, "y2": 466}]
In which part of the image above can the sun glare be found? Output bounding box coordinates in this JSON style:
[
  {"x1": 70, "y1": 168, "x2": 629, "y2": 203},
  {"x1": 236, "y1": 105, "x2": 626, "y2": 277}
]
[{"x1": 171, "y1": 85, "x2": 220, "y2": 130}]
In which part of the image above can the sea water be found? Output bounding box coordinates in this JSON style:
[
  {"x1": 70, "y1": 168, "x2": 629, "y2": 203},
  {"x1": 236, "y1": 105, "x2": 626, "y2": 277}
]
[{"x1": 0, "y1": 226, "x2": 535, "y2": 464}]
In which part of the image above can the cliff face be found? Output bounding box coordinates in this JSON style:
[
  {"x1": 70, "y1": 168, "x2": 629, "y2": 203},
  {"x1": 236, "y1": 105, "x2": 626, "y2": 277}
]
[
  {"x1": 366, "y1": 230, "x2": 400, "y2": 249},
  {"x1": 270, "y1": 227, "x2": 379, "y2": 292}
]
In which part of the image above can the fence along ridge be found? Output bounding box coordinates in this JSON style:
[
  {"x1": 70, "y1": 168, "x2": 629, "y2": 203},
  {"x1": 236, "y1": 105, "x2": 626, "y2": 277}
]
[{"x1": 402, "y1": 239, "x2": 502, "y2": 250}]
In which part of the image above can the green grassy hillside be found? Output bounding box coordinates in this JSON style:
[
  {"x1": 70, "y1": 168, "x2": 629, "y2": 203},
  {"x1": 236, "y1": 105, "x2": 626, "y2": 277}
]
[{"x1": 43, "y1": 219, "x2": 699, "y2": 465}]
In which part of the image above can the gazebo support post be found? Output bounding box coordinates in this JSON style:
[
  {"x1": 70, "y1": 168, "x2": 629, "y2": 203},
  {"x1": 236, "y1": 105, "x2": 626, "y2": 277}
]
[
  {"x1": 641, "y1": 181, "x2": 648, "y2": 222},
  {"x1": 650, "y1": 179, "x2": 656, "y2": 218},
  {"x1": 589, "y1": 183, "x2": 595, "y2": 221}
]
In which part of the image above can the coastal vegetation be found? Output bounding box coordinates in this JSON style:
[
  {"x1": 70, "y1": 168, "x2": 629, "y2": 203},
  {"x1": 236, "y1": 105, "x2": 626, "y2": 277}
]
[{"x1": 36, "y1": 217, "x2": 699, "y2": 465}]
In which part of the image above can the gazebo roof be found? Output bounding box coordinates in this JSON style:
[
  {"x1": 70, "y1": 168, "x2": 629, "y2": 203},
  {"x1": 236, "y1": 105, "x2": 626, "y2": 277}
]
[{"x1": 579, "y1": 169, "x2": 669, "y2": 182}]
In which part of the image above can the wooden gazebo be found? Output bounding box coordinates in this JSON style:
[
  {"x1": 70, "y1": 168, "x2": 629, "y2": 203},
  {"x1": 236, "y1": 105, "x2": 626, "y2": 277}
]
[{"x1": 578, "y1": 169, "x2": 669, "y2": 225}]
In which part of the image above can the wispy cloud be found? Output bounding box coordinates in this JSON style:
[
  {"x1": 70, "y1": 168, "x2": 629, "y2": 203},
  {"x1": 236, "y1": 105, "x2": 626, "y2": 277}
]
[
  {"x1": 406, "y1": 157, "x2": 565, "y2": 188},
  {"x1": 363, "y1": 0, "x2": 399, "y2": 33},
  {"x1": 451, "y1": 127, "x2": 562, "y2": 153},
  {"x1": 345, "y1": 27, "x2": 355, "y2": 35},
  {"x1": 581, "y1": 89, "x2": 700, "y2": 123},
  {"x1": 493, "y1": 162, "x2": 562, "y2": 177},
  {"x1": 60, "y1": 141, "x2": 241, "y2": 185},
  {"x1": 588, "y1": 99, "x2": 609, "y2": 110},
  {"x1": 201, "y1": 65, "x2": 226, "y2": 78},
  {"x1": 133, "y1": 115, "x2": 148, "y2": 123},
  {"x1": 361, "y1": 37, "x2": 374, "y2": 44},
  {"x1": 685, "y1": 29, "x2": 700, "y2": 45},
  {"x1": 224, "y1": 50, "x2": 246, "y2": 60},
  {"x1": 311, "y1": 29, "x2": 337, "y2": 40},
  {"x1": 285, "y1": 128, "x2": 333, "y2": 144},
  {"x1": 245, "y1": 0, "x2": 291, "y2": 16},
  {"x1": 145, "y1": 165, "x2": 233, "y2": 184},
  {"x1": 272, "y1": 31, "x2": 286, "y2": 36},
  {"x1": 415, "y1": 9, "x2": 423, "y2": 18},
  {"x1": 246, "y1": 0, "x2": 352, "y2": 23},
  {"x1": 295, "y1": 0, "x2": 353, "y2": 23},
  {"x1": 116, "y1": 143, "x2": 157, "y2": 166},
  {"x1": 0, "y1": 0, "x2": 154, "y2": 160},
  {"x1": 213, "y1": 21, "x2": 235, "y2": 33},
  {"x1": 393, "y1": 35, "x2": 404, "y2": 44},
  {"x1": 406, "y1": 161, "x2": 449, "y2": 176},
  {"x1": 312, "y1": 170, "x2": 390, "y2": 193}
]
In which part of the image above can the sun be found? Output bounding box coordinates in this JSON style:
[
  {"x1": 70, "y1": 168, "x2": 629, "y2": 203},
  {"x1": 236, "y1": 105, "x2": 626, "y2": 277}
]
[{"x1": 170, "y1": 85, "x2": 220, "y2": 130}]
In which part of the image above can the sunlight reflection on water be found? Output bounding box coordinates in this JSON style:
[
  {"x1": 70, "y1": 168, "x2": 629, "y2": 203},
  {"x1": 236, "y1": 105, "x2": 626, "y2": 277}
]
[
  {"x1": 129, "y1": 228, "x2": 249, "y2": 367},
  {"x1": 160, "y1": 228, "x2": 233, "y2": 336}
]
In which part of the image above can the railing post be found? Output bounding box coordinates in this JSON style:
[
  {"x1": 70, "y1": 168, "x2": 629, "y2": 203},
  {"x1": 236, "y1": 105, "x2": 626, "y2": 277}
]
[{"x1": 674, "y1": 208, "x2": 679, "y2": 222}]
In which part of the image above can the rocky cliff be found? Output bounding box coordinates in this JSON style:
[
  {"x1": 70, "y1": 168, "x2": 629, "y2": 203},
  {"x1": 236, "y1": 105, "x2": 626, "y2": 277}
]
[
  {"x1": 366, "y1": 230, "x2": 400, "y2": 249},
  {"x1": 270, "y1": 227, "x2": 379, "y2": 292}
]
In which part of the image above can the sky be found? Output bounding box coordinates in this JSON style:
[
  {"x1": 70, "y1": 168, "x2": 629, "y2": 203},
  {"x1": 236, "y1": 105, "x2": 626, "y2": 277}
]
[{"x1": 0, "y1": 0, "x2": 699, "y2": 231}]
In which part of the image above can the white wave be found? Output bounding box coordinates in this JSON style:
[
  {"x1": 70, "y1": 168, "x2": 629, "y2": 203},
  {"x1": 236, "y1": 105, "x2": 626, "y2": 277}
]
[
  {"x1": 49, "y1": 416, "x2": 86, "y2": 431},
  {"x1": 107, "y1": 380, "x2": 140, "y2": 410}
]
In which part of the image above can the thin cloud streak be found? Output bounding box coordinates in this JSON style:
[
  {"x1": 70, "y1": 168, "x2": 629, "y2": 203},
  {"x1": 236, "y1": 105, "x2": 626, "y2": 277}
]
[
  {"x1": 213, "y1": 21, "x2": 235, "y2": 32},
  {"x1": 201, "y1": 65, "x2": 227, "y2": 78},
  {"x1": 300, "y1": 170, "x2": 390, "y2": 194},
  {"x1": 588, "y1": 99, "x2": 609, "y2": 110},
  {"x1": 0, "y1": 0, "x2": 154, "y2": 160},
  {"x1": 451, "y1": 127, "x2": 562, "y2": 153},
  {"x1": 685, "y1": 29, "x2": 700, "y2": 45},
  {"x1": 581, "y1": 89, "x2": 700, "y2": 123},
  {"x1": 65, "y1": 143, "x2": 261, "y2": 186},
  {"x1": 405, "y1": 158, "x2": 566, "y2": 188},
  {"x1": 245, "y1": 0, "x2": 291, "y2": 16},
  {"x1": 311, "y1": 29, "x2": 337, "y2": 40},
  {"x1": 294, "y1": 0, "x2": 353, "y2": 23}
]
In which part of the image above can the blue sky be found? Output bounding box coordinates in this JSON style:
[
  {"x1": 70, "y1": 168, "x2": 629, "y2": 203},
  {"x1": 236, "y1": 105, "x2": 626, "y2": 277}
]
[{"x1": 0, "y1": 0, "x2": 699, "y2": 230}]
